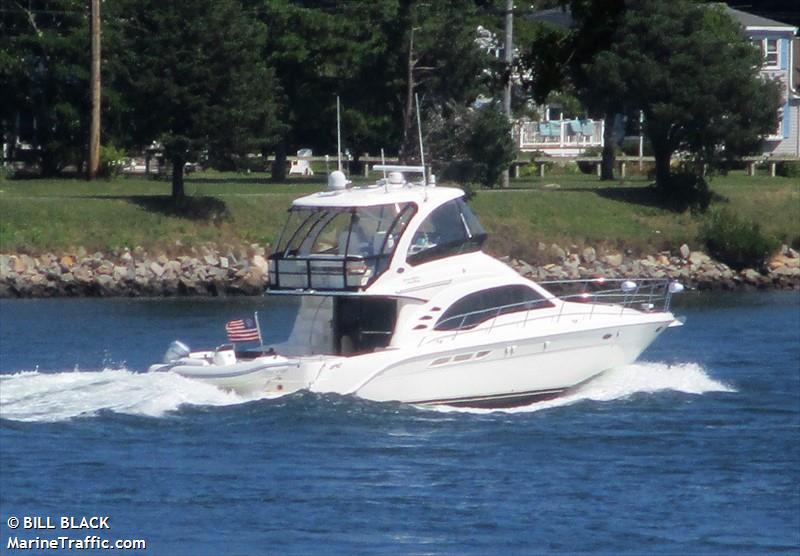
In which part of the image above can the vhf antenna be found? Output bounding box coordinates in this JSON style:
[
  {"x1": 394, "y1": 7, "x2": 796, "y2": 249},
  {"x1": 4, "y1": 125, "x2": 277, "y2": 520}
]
[
  {"x1": 415, "y1": 93, "x2": 426, "y2": 187},
  {"x1": 336, "y1": 96, "x2": 342, "y2": 172}
]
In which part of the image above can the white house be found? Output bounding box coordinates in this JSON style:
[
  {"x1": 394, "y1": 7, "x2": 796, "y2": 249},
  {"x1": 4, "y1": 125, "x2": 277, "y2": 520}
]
[
  {"x1": 475, "y1": 22, "x2": 604, "y2": 157},
  {"x1": 726, "y1": 7, "x2": 799, "y2": 157}
]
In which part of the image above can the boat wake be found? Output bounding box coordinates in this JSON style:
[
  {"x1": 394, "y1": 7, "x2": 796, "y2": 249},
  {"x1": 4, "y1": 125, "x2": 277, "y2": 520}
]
[
  {"x1": 0, "y1": 362, "x2": 733, "y2": 423},
  {"x1": 0, "y1": 368, "x2": 268, "y2": 423},
  {"x1": 428, "y1": 361, "x2": 735, "y2": 414}
]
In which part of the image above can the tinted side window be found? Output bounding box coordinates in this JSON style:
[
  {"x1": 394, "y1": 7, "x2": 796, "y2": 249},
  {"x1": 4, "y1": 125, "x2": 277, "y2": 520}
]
[
  {"x1": 407, "y1": 201, "x2": 466, "y2": 265},
  {"x1": 434, "y1": 285, "x2": 553, "y2": 331}
]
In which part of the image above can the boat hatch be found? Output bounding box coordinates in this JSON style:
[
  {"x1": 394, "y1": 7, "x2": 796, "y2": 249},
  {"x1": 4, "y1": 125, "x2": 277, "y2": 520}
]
[{"x1": 269, "y1": 204, "x2": 415, "y2": 291}]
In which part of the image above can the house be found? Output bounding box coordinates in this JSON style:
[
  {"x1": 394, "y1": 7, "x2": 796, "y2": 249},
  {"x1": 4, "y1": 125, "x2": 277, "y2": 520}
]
[
  {"x1": 726, "y1": 7, "x2": 799, "y2": 157},
  {"x1": 525, "y1": 4, "x2": 800, "y2": 158},
  {"x1": 474, "y1": 22, "x2": 605, "y2": 157}
]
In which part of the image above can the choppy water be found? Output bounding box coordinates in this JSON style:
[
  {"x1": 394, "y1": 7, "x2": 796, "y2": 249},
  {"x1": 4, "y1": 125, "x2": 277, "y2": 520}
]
[{"x1": 1, "y1": 293, "x2": 798, "y2": 554}]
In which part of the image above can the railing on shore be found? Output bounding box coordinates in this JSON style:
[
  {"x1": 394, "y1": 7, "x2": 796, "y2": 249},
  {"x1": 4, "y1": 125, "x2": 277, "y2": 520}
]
[
  {"x1": 517, "y1": 119, "x2": 605, "y2": 152},
  {"x1": 122, "y1": 151, "x2": 798, "y2": 180}
]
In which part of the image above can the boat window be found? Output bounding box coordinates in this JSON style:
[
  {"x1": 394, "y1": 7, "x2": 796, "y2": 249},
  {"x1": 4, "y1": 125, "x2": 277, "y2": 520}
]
[
  {"x1": 407, "y1": 199, "x2": 487, "y2": 266},
  {"x1": 434, "y1": 285, "x2": 554, "y2": 331},
  {"x1": 271, "y1": 203, "x2": 417, "y2": 291},
  {"x1": 276, "y1": 204, "x2": 413, "y2": 258}
]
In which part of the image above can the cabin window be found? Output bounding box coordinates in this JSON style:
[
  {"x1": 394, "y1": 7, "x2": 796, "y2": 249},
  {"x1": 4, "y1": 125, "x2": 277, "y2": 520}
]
[
  {"x1": 434, "y1": 285, "x2": 554, "y2": 331},
  {"x1": 406, "y1": 199, "x2": 487, "y2": 266}
]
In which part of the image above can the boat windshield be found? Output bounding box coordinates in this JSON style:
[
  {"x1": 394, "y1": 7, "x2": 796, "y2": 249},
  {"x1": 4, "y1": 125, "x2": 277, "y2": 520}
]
[
  {"x1": 276, "y1": 203, "x2": 415, "y2": 258},
  {"x1": 269, "y1": 203, "x2": 416, "y2": 291}
]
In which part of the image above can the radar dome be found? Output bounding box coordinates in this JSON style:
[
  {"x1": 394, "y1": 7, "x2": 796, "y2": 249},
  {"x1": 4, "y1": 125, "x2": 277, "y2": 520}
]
[{"x1": 327, "y1": 170, "x2": 348, "y2": 191}]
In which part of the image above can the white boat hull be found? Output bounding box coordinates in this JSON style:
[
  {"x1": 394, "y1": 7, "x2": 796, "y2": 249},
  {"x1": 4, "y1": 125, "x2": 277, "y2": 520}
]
[
  {"x1": 148, "y1": 356, "x2": 302, "y2": 396},
  {"x1": 308, "y1": 314, "x2": 673, "y2": 408}
]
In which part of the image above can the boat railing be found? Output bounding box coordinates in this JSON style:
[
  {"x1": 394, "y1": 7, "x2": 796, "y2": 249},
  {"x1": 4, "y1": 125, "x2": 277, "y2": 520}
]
[
  {"x1": 267, "y1": 252, "x2": 390, "y2": 292},
  {"x1": 420, "y1": 278, "x2": 682, "y2": 347}
]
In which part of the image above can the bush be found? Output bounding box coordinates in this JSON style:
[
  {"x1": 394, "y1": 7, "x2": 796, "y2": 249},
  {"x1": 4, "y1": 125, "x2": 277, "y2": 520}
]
[
  {"x1": 659, "y1": 171, "x2": 712, "y2": 212},
  {"x1": 700, "y1": 208, "x2": 779, "y2": 270},
  {"x1": 577, "y1": 146, "x2": 602, "y2": 174},
  {"x1": 777, "y1": 161, "x2": 800, "y2": 178},
  {"x1": 99, "y1": 144, "x2": 128, "y2": 179}
]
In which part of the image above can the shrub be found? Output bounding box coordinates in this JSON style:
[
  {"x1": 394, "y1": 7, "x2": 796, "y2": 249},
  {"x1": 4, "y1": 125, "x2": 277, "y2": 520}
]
[
  {"x1": 659, "y1": 171, "x2": 712, "y2": 213},
  {"x1": 577, "y1": 146, "x2": 602, "y2": 174},
  {"x1": 99, "y1": 144, "x2": 128, "y2": 179},
  {"x1": 700, "y1": 208, "x2": 779, "y2": 270},
  {"x1": 777, "y1": 161, "x2": 800, "y2": 178}
]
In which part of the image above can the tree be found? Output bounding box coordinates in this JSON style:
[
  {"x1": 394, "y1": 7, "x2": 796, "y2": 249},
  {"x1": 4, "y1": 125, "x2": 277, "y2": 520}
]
[
  {"x1": 0, "y1": 0, "x2": 90, "y2": 176},
  {"x1": 255, "y1": 0, "x2": 403, "y2": 179},
  {"x1": 428, "y1": 102, "x2": 515, "y2": 189},
  {"x1": 518, "y1": 0, "x2": 625, "y2": 180},
  {"x1": 109, "y1": 0, "x2": 281, "y2": 202},
  {"x1": 397, "y1": 0, "x2": 489, "y2": 159},
  {"x1": 256, "y1": 0, "x2": 490, "y2": 177},
  {"x1": 568, "y1": 0, "x2": 624, "y2": 180},
  {"x1": 583, "y1": 0, "x2": 781, "y2": 192}
]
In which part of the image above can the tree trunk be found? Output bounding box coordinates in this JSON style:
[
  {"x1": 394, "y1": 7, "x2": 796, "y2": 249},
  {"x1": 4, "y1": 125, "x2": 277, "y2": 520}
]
[
  {"x1": 600, "y1": 113, "x2": 615, "y2": 181},
  {"x1": 652, "y1": 144, "x2": 672, "y2": 190},
  {"x1": 271, "y1": 140, "x2": 287, "y2": 182},
  {"x1": 171, "y1": 156, "x2": 185, "y2": 203},
  {"x1": 40, "y1": 149, "x2": 60, "y2": 177}
]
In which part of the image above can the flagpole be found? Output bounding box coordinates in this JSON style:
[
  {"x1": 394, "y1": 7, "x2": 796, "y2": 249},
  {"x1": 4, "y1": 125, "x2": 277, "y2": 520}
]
[{"x1": 254, "y1": 311, "x2": 263, "y2": 347}]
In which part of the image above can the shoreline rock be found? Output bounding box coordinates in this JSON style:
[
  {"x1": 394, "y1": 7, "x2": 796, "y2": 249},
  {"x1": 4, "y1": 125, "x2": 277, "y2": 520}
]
[{"x1": 0, "y1": 243, "x2": 797, "y2": 298}]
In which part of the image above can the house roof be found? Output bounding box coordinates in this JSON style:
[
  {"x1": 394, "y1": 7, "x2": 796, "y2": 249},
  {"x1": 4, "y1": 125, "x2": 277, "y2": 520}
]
[
  {"x1": 526, "y1": 7, "x2": 573, "y2": 30},
  {"x1": 723, "y1": 6, "x2": 797, "y2": 30},
  {"x1": 527, "y1": 4, "x2": 797, "y2": 33}
]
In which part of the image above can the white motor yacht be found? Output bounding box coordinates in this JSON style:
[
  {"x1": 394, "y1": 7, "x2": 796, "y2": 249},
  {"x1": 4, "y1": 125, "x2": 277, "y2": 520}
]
[{"x1": 149, "y1": 167, "x2": 683, "y2": 408}]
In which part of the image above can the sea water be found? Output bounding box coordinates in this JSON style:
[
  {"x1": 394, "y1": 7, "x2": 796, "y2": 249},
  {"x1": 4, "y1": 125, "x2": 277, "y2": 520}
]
[{"x1": 0, "y1": 293, "x2": 798, "y2": 554}]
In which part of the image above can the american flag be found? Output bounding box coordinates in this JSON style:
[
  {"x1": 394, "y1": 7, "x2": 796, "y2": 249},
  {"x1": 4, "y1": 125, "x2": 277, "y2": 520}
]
[{"x1": 225, "y1": 317, "x2": 260, "y2": 343}]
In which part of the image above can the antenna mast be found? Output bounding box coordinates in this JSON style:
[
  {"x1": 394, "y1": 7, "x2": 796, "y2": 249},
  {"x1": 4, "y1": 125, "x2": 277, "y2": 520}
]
[
  {"x1": 414, "y1": 93, "x2": 426, "y2": 186},
  {"x1": 336, "y1": 96, "x2": 342, "y2": 172}
]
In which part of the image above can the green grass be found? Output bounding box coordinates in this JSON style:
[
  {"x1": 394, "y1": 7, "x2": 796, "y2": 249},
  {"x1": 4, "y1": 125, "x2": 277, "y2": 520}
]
[{"x1": 1, "y1": 171, "x2": 797, "y2": 258}]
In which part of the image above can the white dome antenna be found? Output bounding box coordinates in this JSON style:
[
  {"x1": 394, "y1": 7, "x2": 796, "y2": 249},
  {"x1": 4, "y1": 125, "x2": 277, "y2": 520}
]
[{"x1": 328, "y1": 170, "x2": 349, "y2": 191}]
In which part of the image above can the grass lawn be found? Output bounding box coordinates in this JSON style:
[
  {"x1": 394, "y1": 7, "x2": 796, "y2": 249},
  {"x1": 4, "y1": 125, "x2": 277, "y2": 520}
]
[{"x1": 0, "y1": 171, "x2": 797, "y2": 258}]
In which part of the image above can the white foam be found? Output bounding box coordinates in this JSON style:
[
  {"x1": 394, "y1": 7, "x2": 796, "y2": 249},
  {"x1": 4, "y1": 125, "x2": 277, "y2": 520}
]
[
  {"x1": 0, "y1": 368, "x2": 257, "y2": 423},
  {"x1": 0, "y1": 362, "x2": 733, "y2": 422},
  {"x1": 426, "y1": 361, "x2": 735, "y2": 415}
]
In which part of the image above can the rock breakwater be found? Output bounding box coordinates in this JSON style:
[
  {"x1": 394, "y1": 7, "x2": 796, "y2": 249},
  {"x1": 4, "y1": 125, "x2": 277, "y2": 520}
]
[{"x1": 1, "y1": 243, "x2": 797, "y2": 298}]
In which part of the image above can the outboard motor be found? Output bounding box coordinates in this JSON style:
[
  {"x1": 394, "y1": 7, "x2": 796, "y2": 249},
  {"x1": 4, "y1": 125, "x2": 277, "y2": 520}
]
[{"x1": 163, "y1": 340, "x2": 191, "y2": 363}]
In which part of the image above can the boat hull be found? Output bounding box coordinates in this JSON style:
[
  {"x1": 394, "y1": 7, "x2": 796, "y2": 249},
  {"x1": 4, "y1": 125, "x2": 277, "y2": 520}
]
[
  {"x1": 149, "y1": 357, "x2": 302, "y2": 396},
  {"x1": 304, "y1": 313, "x2": 675, "y2": 408},
  {"x1": 150, "y1": 310, "x2": 677, "y2": 408}
]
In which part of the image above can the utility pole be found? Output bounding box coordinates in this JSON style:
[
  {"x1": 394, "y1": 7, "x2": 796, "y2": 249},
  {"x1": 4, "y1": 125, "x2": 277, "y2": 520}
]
[
  {"x1": 501, "y1": 0, "x2": 513, "y2": 188},
  {"x1": 88, "y1": 0, "x2": 101, "y2": 180}
]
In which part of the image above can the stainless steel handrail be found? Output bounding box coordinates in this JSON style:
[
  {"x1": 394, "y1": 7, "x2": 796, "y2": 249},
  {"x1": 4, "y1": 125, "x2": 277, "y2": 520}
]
[{"x1": 427, "y1": 278, "x2": 681, "y2": 342}]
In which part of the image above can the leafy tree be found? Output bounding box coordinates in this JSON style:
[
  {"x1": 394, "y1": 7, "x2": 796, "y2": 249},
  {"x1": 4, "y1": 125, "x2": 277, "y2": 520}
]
[
  {"x1": 255, "y1": 0, "x2": 404, "y2": 179},
  {"x1": 518, "y1": 0, "x2": 625, "y2": 180},
  {"x1": 428, "y1": 102, "x2": 515, "y2": 189},
  {"x1": 256, "y1": 0, "x2": 490, "y2": 176},
  {"x1": 396, "y1": 0, "x2": 490, "y2": 159},
  {"x1": 108, "y1": 0, "x2": 281, "y2": 201},
  {"x1": 583, "y1": 0, "x2": 781, "y2": 192},
  {"x1": 568, "y1": 0, "x2": 625, "y2": 180},
  {"x1": 0, "y1": 0, "x2": 89, "y2": 176}
]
